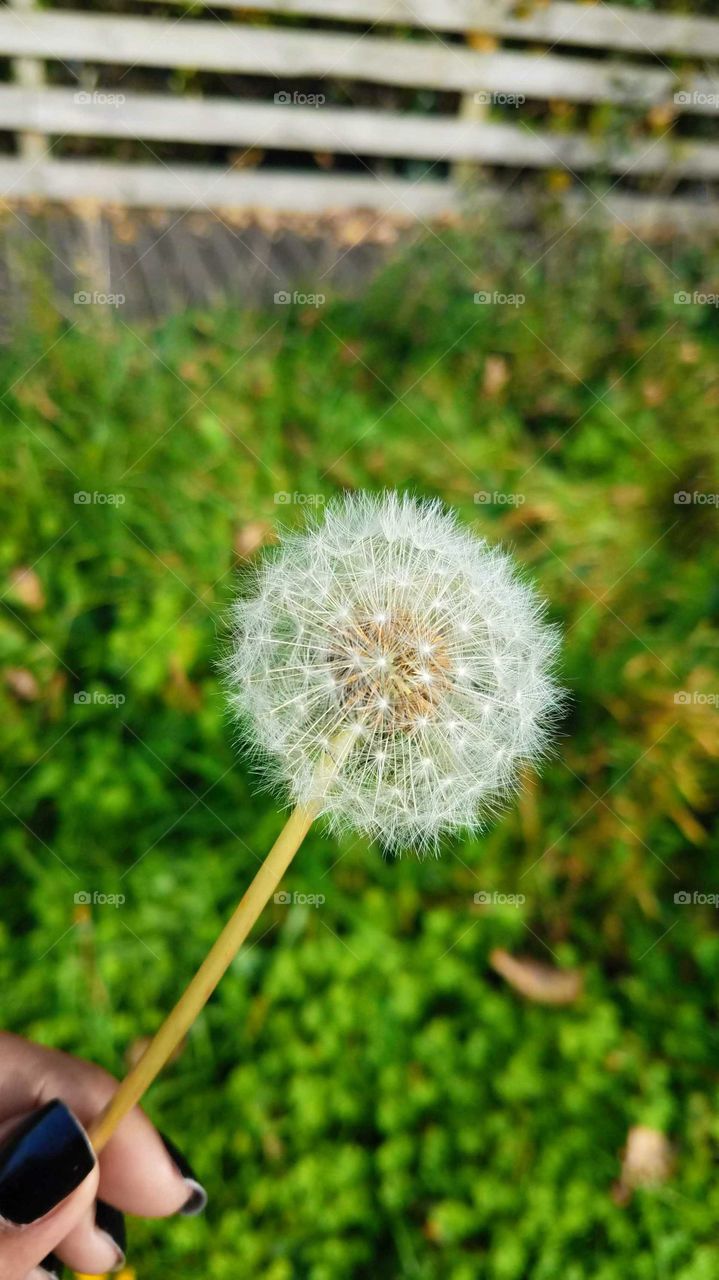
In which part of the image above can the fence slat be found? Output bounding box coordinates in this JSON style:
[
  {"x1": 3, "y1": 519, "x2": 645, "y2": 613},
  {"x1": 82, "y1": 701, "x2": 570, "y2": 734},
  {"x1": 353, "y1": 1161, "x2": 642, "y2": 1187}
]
[
  {"x1": 141, "y1": 0, "x2": 719, "y2": 58},
  {"x1": 0, "y1": 159, "x2": 716, "y2": 232},
  {"x1": 0, "y1": 12, "x2": 716, "y2": 113},
  {"x1": 2, "y1": 88, "x2": 719, "y2": 179},
  {"x1": 0, "y1": 159, "x2": 457, "y2": 215},
  {"x1": 9, "y1": 0, "x2": 47, "y2": 163}
]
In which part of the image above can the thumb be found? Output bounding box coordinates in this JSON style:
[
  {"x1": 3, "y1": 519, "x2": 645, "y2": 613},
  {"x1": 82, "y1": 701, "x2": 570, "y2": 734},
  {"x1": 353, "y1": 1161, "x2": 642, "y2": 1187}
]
[{"x1": 0, "y1": 1100, "x2": 99, "y2": 1280}]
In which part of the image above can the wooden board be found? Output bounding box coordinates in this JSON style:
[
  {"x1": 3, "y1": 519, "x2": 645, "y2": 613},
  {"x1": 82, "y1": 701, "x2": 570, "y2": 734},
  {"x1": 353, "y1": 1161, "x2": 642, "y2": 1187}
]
[
  {"x1": 139, "y1": 0, "x2": 719, "y2": 58},
  {"x1": 0, "y1": 11, "x2": 717, "y2": 112},
  {"x1": 2, "y1": 88, "x2": 718, "y2": 178}
]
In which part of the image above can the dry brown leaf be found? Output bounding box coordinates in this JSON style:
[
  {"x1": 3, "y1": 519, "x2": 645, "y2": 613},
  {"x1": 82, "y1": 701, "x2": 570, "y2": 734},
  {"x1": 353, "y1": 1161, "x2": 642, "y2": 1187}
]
[
  {"x1": 483, "y1": 354, "x2": 510, "y2": 397},
  {"x1": 234, "y1": 520, "x2": 274, "y2": 559},
  {"x1": 641, "y1": 380, "x2": 666, "y2": 407},
  {"x1": 613, "y1": 1125, "x2": 675, "y2": 1203},
  {"x1": 679, "y1": 341, "x2": 700, "y2": 364},
  {"x1": 4, "y1": 667, "x2": 40, "y2": 701},
  {"x1": 8, "y1": 567, "x2": 45, "y2": 610},
  {"x1": 489, "y1": 948, "x2": 583, "y2": 1004}
]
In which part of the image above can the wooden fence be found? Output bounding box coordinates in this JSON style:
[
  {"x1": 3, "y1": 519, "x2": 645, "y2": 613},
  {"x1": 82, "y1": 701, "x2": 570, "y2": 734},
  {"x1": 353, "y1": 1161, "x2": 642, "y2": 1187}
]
[{"x1": 0, "y1": 0, "x2": 717, "y2": 224}]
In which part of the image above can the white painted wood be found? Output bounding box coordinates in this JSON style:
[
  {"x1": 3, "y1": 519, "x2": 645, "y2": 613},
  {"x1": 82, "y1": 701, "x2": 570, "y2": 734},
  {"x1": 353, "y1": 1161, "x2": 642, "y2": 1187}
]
[
  {"x1": 2, "y1": 87, "x2": 718, "y2": 179},
  {"x1": 0, "y1": 158, "x2": 715, "y2": 232},
  {"x1": 0, "y1": 11, "x2": 716, "y2": 113},
  {"x1": 9, "y1": 0, "x2": 47, "y2": 163},
  {"x1": 141, "y1": 0, "x2": 719, "y2": 58},
  {"x1": 0, "y1": 158, "x2": 458, "y2": 215}
]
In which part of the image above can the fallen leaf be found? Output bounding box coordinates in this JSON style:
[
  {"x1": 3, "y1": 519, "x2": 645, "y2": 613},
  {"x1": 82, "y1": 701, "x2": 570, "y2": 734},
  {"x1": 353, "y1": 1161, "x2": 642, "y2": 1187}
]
[
  {"x1": 489, "y1": 948, "x2": 583, "y2": 1004},
  {"x1": 641, "y1": 380, "x2": 666, "y2": 407},
  {"x1": 4, "y1": 667, "x2": 39, "y2": 701},
  {"x1": 234, "y1": 520, "x2": 274, "y2": 559},
  {"x1": 613, "y1": 1125, "x2": 675, "y2": 1203},
  {"x1": 483, "y1": 354, "x2": 509, "y2": 397},
  {"x1": 679, "y1": 341, "x2": 700, "y2": 364},
  {"x1": 8, "y1": 566, "x2": 45, "y2": 610}
]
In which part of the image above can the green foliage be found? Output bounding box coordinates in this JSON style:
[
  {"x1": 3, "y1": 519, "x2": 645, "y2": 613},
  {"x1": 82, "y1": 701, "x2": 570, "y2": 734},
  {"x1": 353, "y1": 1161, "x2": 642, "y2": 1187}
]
[{"x1": 1, "y1": 220, "x2": 718, "y2": 1278}]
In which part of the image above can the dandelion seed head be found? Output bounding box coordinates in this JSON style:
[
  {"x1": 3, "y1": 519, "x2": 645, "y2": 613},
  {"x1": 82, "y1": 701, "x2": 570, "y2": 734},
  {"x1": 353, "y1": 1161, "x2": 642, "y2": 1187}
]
[{"x1": 227, "y1": 491, "x2": 563, "y2": 854}]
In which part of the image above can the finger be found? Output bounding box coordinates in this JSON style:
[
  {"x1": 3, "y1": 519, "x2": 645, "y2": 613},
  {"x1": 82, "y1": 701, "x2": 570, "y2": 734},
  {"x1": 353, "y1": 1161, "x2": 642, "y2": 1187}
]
[
  {"x1": 0, "y1": 1035, "x2": 204, "y2": 1218},
  {"x1": 51, "y1": 1199, "x2": 125, "y2": 1275},
  {"x1": 0, "y1": 1100, "x2": 99, "y2": 1280}
]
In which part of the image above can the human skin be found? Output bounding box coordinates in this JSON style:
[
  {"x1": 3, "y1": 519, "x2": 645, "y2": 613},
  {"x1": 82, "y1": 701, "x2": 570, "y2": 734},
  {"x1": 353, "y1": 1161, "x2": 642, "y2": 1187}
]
[{"x1": 0, "y1": 1033, "x2": 205, "y2": 1279}]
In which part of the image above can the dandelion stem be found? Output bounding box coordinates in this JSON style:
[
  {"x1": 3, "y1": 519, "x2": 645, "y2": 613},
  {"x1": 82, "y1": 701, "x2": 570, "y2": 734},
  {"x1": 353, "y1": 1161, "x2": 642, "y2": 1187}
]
[{"x1": 88, "y1": 734, "x2": 355, "y2": 1153}]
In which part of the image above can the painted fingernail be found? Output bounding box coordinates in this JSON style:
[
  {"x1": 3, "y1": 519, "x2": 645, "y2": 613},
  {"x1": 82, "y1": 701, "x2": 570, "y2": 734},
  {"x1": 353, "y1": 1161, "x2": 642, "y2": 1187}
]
[
  {"x1": 0, "y1": 1099, "x2": 95, "y2": 1225},
  {"x1": 96, "y1": 1197, "x2": 126, "y2": 1269},
  {"x1": 159, "y1": 1131, "x2": 207, "y2": 1215}
]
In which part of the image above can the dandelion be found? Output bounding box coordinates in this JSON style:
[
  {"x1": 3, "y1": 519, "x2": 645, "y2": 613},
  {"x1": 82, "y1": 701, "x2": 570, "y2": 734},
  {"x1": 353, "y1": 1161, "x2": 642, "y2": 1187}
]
[
  {"x1": 228, "y1": 490, "x2": 561, "y2": 852},
  {"x1": 88, "y1": 491, "x2": 562, "y2": 1155}
]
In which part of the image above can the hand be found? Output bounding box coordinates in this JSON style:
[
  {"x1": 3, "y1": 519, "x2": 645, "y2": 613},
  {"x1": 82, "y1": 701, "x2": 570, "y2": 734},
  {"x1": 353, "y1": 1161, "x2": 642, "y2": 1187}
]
[{"x1": 0, "y1": 1033, "x2": 206, "y2": 1279}]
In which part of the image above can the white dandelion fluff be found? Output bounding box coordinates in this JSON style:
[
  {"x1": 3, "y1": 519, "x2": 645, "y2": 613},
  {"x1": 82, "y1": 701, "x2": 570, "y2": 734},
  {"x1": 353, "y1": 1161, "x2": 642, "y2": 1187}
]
[{"x1": 228, "y1": 491, "x2": 562, "y2": 853}]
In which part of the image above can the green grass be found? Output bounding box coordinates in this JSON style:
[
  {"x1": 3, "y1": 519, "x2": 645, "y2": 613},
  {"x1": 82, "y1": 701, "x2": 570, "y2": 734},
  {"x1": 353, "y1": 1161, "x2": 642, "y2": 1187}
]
[{"x1": 1, "y1": 221, "x2": 718, "y2": 1279}]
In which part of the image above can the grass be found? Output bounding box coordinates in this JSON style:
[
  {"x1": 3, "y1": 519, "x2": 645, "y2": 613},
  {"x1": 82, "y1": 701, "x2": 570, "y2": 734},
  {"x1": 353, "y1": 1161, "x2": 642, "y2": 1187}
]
[{"x1": 1, "y1": 219, "x2": 718, "y2": 1278}]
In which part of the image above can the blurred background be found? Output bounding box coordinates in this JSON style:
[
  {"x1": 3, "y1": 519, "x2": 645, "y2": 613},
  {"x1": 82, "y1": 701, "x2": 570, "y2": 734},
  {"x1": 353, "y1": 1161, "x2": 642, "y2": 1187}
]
[{"x1": 0, "y1": 2, "x2": 718, "y2": 1277}]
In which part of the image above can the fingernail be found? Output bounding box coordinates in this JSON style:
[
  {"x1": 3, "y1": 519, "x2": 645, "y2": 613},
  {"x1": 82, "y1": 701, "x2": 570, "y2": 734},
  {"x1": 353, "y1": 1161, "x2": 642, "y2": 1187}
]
[
  {"x1": 96, "y1": 1197, "x2": 126, "y2": 1269},
  {"x1": 38, "y1": 1255, "x2": 63, "y2": 1279},
  {"x1": 0, "y1": 1099, "x2": 95, "y2": 1225},
  {"x1": 159, "y1": 1131, "x2": 207, "y2": 1215}
]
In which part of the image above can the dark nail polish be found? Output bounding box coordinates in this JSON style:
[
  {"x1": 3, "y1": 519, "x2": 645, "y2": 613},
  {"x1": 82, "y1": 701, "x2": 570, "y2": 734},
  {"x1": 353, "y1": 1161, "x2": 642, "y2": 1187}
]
[
  {"x1": 96, "y1": 1197, "x2": 126, "y2": 1260},
  {"x1": 39, "y1": 1253, "x2": 63, "y2": 1279},
  {"x1": 159, "y1": 1131, "x2": 207, "y2": 1216},
  {"x1": 0, "y1": 1099, "x2": 95, "y2": 1225}
]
